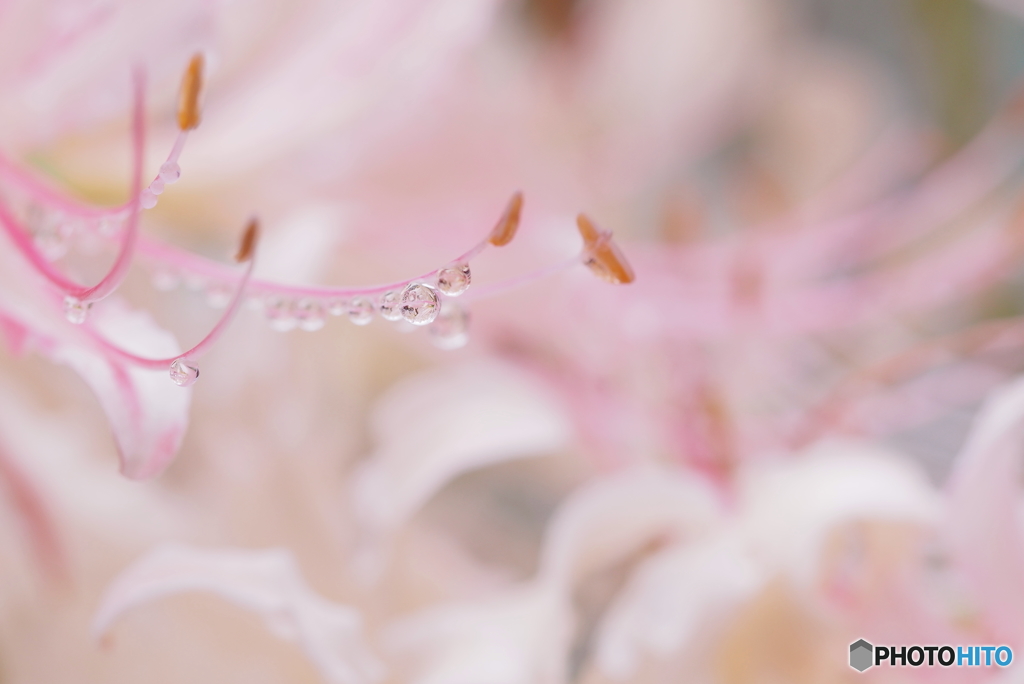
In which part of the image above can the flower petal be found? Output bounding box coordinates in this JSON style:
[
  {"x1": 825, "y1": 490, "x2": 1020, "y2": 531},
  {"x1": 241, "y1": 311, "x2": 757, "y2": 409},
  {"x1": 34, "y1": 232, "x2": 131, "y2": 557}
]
[{"x1": 93, "y1": 543, "x2": 384, "y2": 684}]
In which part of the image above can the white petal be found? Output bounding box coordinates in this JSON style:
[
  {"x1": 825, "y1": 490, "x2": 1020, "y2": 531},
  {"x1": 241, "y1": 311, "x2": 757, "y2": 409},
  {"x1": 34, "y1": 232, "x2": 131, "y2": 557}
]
[{"x1": 93, "y1": 543, "x2": 384, "y2": 684}]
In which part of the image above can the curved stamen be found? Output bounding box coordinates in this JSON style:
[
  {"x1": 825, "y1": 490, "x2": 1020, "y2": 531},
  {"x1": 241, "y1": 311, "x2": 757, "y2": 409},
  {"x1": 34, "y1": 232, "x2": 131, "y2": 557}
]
[
  {"x1": 0, "y1": 70, "x2": 145, "y2": 303},
  {"x1": 85, "y1": 220, "x2": 259, "y2": 371}
]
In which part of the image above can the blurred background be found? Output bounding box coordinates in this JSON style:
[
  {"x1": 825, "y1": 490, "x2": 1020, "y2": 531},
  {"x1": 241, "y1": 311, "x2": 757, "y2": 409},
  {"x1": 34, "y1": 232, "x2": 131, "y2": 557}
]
[{"x1": 2, "y1": 0, "x2": 1024, "y2": 682}]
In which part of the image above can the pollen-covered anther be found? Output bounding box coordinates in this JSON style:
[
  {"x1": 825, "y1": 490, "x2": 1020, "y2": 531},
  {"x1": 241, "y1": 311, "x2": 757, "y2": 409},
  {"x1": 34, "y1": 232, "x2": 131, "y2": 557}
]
[
  {"x1": 177, "y1": 54, "x2": 204, "y2": 131},
  {"x1": 576, "y1": 214, "x2": 635, "y2": 285},
  {"x1": 235, "y1": 218, "x2": 259, "y2": 263},
  {"x1": 488, "y1": 191, "x2": 523, "y2": 247}
]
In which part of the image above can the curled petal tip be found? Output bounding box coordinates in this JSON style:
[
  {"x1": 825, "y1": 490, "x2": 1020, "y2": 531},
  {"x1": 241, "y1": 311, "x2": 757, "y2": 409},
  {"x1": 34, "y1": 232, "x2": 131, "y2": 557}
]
[
  {"x1": 577, "y1": 214, "x2": 635, "y2": 285},
  {"x1": 488, "y1": 191, "x2": 523, "y2": 247},
  {"x1": 235, "y1": 218, "x2": 259, "y2": 263},
  {"x1": 177, "y1": 53, "x2": 204, "y2": 131}
]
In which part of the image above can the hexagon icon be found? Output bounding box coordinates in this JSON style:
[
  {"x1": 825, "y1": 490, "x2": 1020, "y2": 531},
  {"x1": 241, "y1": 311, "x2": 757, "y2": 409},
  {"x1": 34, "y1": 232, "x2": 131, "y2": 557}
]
[{"x1": 850, "y1": 639, "x2": 874, "y2": 672}]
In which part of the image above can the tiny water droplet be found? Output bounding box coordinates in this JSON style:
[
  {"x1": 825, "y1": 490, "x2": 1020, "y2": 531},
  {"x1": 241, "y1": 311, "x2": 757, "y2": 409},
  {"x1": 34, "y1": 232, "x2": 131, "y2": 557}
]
[
  {"x1": 205, "y1": 283, "x2": 232, "y2": 308},
  {"x1": 400, "y1": 283, "x2": 440, "y2": 326},
  {"x1": 159, "y1": 162, "x2": 181, "y2": 183},
  {"x1": 430, "y1": 302, "x2": 470, "y2": 349},
  {"x1": 265, "y1": 297, "x2": 297, "y2": 331},
  {"x1": 63, "y1": 296, "x2": 91, "y2": 325},
  {"x1": 295, "y1": 299, "x2": 326, "y2": 331},
  {"x1": 348, "y1": 297, "x2": 374, "y2": 325},
  {"x1": 327, "y1": 298, "x2": 348, "y2": 316},
  {"x1": 378, "y1": 290, "x2": 402, "y2": 321},
  {"x1": 169, "y1": 358, "x2": 199, "y2": 387},
  {"x1": 151, "y1": 269, "x2": 181, "y2": 292},
  {"x1": 140, "y1": 190, "x2": 158, "y2": 209},
  {"x1": 436, "y1": 264, "x2": 471, "y2": 296},
  {"x1": 149, "y1": 177, "x2": 166, "y2": 195}
]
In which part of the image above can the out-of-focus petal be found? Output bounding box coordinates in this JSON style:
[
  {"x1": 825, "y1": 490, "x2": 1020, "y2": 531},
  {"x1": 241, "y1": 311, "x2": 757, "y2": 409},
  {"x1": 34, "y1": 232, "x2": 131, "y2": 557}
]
[
  {"x1": 946, "y1": 376, "x2": 1024, "y2": 641},
  {"x1": 50, "y1": 301, "x2": 190, "y2": 480},
  {"x1": 93, "y1": 543, "x2": 384, "y2": 684},
  {"x1": 736, "y1": 440, "x2": 940, "y2": 587},
  {"x1": 352, "y1": 361, "x2": 570, "y2": 567},
  {"x1": 594, "y1": 537, "x2": 762, "y2": 680},
  {"x1": 387, "y1": 583, "x2": 570, "y2": 684}
]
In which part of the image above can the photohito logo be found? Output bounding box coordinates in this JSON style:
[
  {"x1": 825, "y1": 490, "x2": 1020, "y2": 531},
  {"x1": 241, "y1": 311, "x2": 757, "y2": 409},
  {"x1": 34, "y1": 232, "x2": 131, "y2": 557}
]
[{"x1": 849, "y1": 640, "x2": 1013, "y2": 672}]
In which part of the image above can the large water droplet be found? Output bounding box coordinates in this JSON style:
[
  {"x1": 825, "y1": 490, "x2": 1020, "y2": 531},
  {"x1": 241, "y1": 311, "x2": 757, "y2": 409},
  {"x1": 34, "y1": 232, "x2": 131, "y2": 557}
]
[
  {"x1": 436, "y1": 264, "x2": 471, "y2": 297},
  {"x1": 149, "y1": 177, "x2": 166, "y2": 195},
  {"x1": 430, "y1": 302, "x2": 470, "y2": 349},
  {"x1": 348, "y1": 297, "x2": 374, "y2": 326},
  {"x1": 295, "y1": 299, "x2": 326, "y2": 331},
  {"x1": 265, "y1": 297, "x2": 297, "y2": 331},
  {"x1": 169, "y1": 358, "x2": 199, "y2": 387},
  {"x1": 378, "y1": 290, "x2": 402, "y2": 321},
  {"x1": 159, "y1": 162, "x2": 181, "y2": 183},
  {"x1": 63, "y1": 296, "x2": 91, "y2": 325},
  {"x1": 400, "y1": 283, "x2": 440, "y2": 326}
]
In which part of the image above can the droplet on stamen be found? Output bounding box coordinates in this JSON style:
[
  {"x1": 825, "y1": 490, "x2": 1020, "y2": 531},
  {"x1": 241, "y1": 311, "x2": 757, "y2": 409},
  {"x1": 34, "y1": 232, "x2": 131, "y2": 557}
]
[
  {"x1": 140, "y1": 190, "x2": 158, "y2": 209},
  {"x1": 63, "y1": 296, "x2": 91, "y2": 325},
  {"x1": 400, "y1": 283, "x2": 440, "y2": 326},
  {"x1": 205, "y1": 283, "x2": 232, "y2": 308},
  {"x1": 149, "y1": 177, "x2": 166, "y2": 195},
  {"x1": 159, "y1": 162, "x2": 181, "y2": 184},
  {"x1": 437, "y1": 264, "x2": 471, "y2": 296},
  {"x1": 265, "y1": 297, "x2": 297, "y2": 332},
  {"x1": 151, "y1": 269, "x2": 180, "y2": 292},
  {"x1": 327, "y1": 299, "x2": 348, "y2": 316},
  {"x1": 347, "y1": 297, "x2": 374, "y2": 326},
  {"x1": 430, "y1": 302, "x2": 470, "y2": 350},
  {"x1": 378, "y1": 290, "x2": 403, "y2": 321},
  {"x1": 169, "y1": 358, "x2": 199, "y2": 387},
  {"x1": 294, "y1": 299, "x2": 326, "y2": 331}
]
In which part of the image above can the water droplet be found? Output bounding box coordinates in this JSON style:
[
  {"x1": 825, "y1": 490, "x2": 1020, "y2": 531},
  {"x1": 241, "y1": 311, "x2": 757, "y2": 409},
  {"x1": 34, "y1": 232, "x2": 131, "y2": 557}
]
[
  {"x1": 348, "y1": 297, "x2": 374, "y2": 325},
  {"x1": 294, "y1": 299, "x2": 326, "y2": 331},
  {"x1": 436, "y1": 264, "x2": 471, "y2": 296},
  {"x1": 159, "y1": 162, "x2": 181, "y2": 183},
  {"x1": 169, "y1": 358, "x2": 199, "y2": 387},
  {"x1": 400, "y1": 283, "x2": 440, "y2": 326},
  {"x1": 205, "y1": 283, "x2": 232, "y2": 308},
  {"x1": 327, "y1": 298, "x2": 348, "y2": 316},
  {"x1": 63, "y1": 296, "x2": 91, "y2": 325},
  {"x1": 430, "y1": 302, "x2": 470, "y2": 349},
  {"x1": 151, "y1": 269, "x2": 180, "y2": 292},
  {"x1": 140, "y1": 190, "x2": 158, "y2": 209},
  {"x1": 150, "y1": 177, "x2": 166, "y2": 195},
  {"x1": 265, "y1": 297, "x2": 296, "y2": 331},
  {"x1": 378, "y1": 290, "x2": 403, "y2": 321}
]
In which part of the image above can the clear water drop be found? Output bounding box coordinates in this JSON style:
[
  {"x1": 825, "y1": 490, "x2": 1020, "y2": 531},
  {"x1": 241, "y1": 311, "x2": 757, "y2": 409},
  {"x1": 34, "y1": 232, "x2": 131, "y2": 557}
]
[
  {"x1": 436, "y1": 264, "x2": 471, "y2": 297},
  {"x1": 348, "y1": 297, "x2": 374, "y2": 326},
  {"x1": 378, "y1": 290, "x2": 403, "y2": 321},
  {"x1": 400, "y1": 283, "x2": 440, "y2": 326},
  {"x1": 150, "y1": 177, "x2": 166, "y2": 195},
  {"x1": 63, "y1": 296, "x2": 91, "y2": 325},
  {"x1": 327, "y1": 299, "x2": 348, "y2": 316},
  {"x1": 205, "y1": 283, "x2": 232, "y2": 308},
  {"x1": 169, "y1": 358, "x2": 199, "y2": 387},
  {"x1": 151, "y1": 269, "x2": 180, "y2": 292},
  {"x1": 430, "y1": 302, "x2": 470, "y2": 350},
  {"x1": 295, "y1": 299, "x2": 326, "y2": 331},
  {"x1": 159, "y1": 162, "x2": 181, "y2": 183},
  {"x1": 140, "y1": 190, "x2": 158, "y2": 209},
  {"x1": 265, "y1": 297, "x2": 297, "y2": 331}
]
